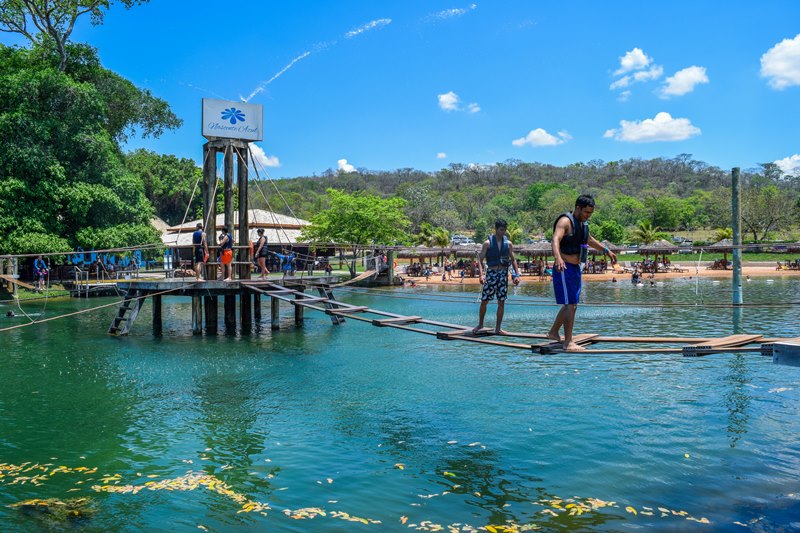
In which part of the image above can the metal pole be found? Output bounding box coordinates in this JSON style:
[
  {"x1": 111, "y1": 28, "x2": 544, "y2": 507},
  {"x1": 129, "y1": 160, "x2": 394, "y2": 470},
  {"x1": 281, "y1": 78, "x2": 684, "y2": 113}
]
[{"x1": 731, "y1": 167, "x2": 743, "y2": 306}]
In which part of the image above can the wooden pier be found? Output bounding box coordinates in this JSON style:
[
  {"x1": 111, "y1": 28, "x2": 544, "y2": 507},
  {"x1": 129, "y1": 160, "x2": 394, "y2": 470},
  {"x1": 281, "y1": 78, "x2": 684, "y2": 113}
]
[{"x1": 109, "y1": 279, "x2": 796, "y2": 358}]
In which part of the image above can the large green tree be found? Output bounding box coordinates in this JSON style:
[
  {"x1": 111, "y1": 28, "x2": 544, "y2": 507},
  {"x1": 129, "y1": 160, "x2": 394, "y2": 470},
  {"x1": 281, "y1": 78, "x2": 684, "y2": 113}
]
[
  {"x1": 0, "y1": 42, "x2": 181, "y2": 254},
  {"x1": 0, "y1": 0, "x2": 148, "y2": 71},
  {"x1": 301, "y1": 189, "x2": 410, "y2": 277}
]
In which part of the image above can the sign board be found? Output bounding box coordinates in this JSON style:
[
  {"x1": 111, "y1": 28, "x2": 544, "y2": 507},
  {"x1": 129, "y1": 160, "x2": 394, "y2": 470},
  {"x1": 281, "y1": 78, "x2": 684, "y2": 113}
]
[{"x1": 202, "y1": 98, "x2": 263, "y2": 141}]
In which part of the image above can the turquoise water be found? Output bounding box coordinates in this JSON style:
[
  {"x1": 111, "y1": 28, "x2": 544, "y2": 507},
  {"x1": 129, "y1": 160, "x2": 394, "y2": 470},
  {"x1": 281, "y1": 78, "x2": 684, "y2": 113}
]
[{"x1": 1, "y1": 277, "x2": 800, "y2": 531}]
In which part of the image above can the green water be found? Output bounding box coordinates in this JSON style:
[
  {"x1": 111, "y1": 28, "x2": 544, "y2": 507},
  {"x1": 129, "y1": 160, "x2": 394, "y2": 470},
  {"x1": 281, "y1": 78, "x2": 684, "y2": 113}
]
[{"x1": 1, "y1": 277, "x2": 800, "y2": 531}]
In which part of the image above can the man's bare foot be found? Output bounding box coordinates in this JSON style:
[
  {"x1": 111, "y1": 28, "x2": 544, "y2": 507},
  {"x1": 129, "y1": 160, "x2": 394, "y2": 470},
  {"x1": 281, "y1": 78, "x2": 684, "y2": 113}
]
[
  {"x1": 547, "y1": 332, "x2": 561, "y2": 342},
  {"x1": 494, "y1": 329, "x2": 508, "y2": 335},
  {"x1": 564, "y1": 343, "x2": 586, "y2": 351},
  {"x1": 472, "y1": 325, "x2": 484, "y2": 334}
]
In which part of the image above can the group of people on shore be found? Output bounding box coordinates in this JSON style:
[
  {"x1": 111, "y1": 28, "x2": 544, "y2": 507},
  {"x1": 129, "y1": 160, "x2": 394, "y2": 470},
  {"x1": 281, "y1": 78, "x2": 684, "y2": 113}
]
[{"x1": 473, "y1": 194, "x2": 617, "y2": 352}]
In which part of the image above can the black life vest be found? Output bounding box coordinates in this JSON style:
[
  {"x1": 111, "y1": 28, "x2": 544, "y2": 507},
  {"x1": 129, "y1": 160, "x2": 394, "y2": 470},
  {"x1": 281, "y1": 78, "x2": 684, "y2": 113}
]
[
  {"x1": 486, "y1": 234, "x2": 510, "y2": 268},
  {"x1": 554, "y1": 212, "x2": 588, "y2": 255}
]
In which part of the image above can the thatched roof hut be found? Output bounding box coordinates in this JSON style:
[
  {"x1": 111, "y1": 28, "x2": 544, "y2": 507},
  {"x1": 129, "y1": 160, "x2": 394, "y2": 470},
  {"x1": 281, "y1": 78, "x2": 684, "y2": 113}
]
[
  {"x1": 707, "y1": 238, "x2": 734, "y2": 253},
  {"x1": 639, "y1": 239, "x2": 678, "y2": 255}
]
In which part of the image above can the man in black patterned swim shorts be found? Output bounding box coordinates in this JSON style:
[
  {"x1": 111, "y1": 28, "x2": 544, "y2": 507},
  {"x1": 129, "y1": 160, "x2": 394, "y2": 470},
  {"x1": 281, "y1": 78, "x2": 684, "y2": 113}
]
[{"x1": 474, "y1": 219, "x2": 521, "y2": 334}]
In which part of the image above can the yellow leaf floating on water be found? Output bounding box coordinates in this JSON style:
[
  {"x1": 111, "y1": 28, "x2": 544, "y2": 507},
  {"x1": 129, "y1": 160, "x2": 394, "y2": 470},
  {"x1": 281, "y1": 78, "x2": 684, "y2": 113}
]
[
  {"x1": 400, "y1": 515, "x2": 408, "y2": 524},
  {"x1": 684, "y1": 453, "x2": 690, "y2": 459},
  {"x1": 626, "y1": 506, "x2": 637, "y2": 515},
  {"x1": 443, "y1": 472, "x2": 457, "y2": 478},
  {"x1": 486, "y1": 526, "x2": 498, "y2": 533},
  {"x1": 394, "y1": 463, "x2": 405, "y2": 470}
]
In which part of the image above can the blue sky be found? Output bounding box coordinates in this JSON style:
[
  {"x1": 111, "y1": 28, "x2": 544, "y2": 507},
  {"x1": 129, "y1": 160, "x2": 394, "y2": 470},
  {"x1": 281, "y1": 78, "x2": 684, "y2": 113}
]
[{"x1": 3, "y1": 1, "x2": 800, "y2": 178}]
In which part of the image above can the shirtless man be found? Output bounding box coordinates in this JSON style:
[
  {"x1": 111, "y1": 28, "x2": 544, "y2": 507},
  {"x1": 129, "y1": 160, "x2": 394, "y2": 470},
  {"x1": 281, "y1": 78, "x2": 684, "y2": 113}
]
[
  {"x1": 547, "y1": 194, "x2": 617, "y2": 351},
  {"x1": 474, "y1": 218, "x2": 521, "y2": 334}
]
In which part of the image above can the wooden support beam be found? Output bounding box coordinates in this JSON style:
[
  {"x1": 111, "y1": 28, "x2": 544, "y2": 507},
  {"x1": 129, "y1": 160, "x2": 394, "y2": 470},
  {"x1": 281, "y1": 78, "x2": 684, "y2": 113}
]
[
  {"x1": 204, "y1": 295, "x2": 218, "y2": 335},
  {"x1": 236, "y1": 145, "x2": 249, "y2": 281},
  {"x1": 326, "y1": 306, "x2": 370, "y2": 315},
  {"x1": 192, "y1": 294, "x2": 203, "y2": 334},
  {"x1": 202, "y1": 143, "x2": 217, "y2": 281},
  {"x1": 240, "y1": 293, "x2": 252, "y2": 334},
  {"x1": 223, "y1": 144, "x2": 234, "y2": 277},
  {"x1": 294, "y1": 287, "x2": 305, "y2": 326},
  {"x1": 271, "y1": 296, "x2": 280, "y2": 330},
  {"x1": 253, "y1": 293, "x2": 261, "y2": 324},
  {"x1": 152, "y1": 294, "x2": 162, "y2": 336},
  {"x1": 436, "y1": 328, "x2": 492, "y2": 340},
  {"x1": 224, "y1": 294, "x2": 236, "y2": 331},
  {"x1": 683, "y1": 334, "x2": 763, "y2": 357}
]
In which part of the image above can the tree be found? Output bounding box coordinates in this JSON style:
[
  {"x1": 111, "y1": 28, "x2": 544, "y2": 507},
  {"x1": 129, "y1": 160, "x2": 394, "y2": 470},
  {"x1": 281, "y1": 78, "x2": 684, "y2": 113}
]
[
  {"x1": 741, "y1": 184, "x2": 798, "y2": 242},
  {"x1": 593, "y1": 219, "x2": 625, "y2": 244},
  {"x1": 632, "y1": 220, "x2": 659, "y2": 245},
  {"x1": 0, "y1": 0, "x2": 149, "y2": 71},
  {"x1": 301, "y1": 189, "x2": 410, "y2": 278},
  {"x1": 0, "y1": 43, "x2": 178, "y2": 254},
  {"x1": 126, "y1": 149, "x2": 203, "y2": 225},
  {"x1": 713, "y1": 228, "x2": 733, "y2": 242}
]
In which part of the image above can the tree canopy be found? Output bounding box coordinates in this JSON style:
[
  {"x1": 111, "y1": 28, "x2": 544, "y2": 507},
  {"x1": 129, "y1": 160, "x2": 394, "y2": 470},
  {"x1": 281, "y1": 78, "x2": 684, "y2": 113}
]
[{"x1": 0, "y1": 42, "x2": 180, "y2": 254}]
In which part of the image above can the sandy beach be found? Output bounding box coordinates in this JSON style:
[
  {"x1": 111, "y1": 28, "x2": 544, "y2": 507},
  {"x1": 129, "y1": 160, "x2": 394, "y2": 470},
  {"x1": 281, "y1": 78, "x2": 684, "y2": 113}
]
[{"x1": 404, "y1": 264, "x2": 800, "y2": 286}]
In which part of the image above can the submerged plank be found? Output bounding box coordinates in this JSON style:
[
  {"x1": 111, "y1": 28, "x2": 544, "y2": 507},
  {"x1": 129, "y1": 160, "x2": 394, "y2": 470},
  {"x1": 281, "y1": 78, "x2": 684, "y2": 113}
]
[{"x1": 682, "y1": 334, "x2": 763, "y2": 357}]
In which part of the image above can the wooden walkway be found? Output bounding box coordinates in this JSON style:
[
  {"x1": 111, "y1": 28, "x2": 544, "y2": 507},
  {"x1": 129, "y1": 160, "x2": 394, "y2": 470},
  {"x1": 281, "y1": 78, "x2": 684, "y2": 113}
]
[{"x1": 249, "y1": 283, "x2": 790, "y2": 357}]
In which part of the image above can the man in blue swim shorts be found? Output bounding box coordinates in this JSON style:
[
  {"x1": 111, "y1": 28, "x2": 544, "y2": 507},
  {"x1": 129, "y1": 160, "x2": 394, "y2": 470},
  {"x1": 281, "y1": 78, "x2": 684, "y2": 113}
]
[{"x1": 547, "y1": 194, "x2": 617, "y2": 351}]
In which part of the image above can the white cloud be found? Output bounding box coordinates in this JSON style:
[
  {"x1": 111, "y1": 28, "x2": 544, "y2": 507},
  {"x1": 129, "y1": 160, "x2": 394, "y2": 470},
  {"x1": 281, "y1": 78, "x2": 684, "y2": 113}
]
[
  {"x1": 512, "y1": 128, "x2": 571, "y2": 147},
  {"x1": 775, "y1": 154, "x2": 800, "y2": 176},
  {"x1": 632, "y1": 65, "x2": 663, "y2": 82},
  {"x1": 345, "y1": 18, "x2": 392, "y2": 39},
  {"x1": 337, "y1": 159, "x2": 355, "y2": 172},
  {"x1": 430, "y1": 3, "x2": 477, "y2": 20},
  {"x1": 614, "y1": 47, "x2": 652, "y2": 75},
  {"x1": 249, "y1": 143, "x2": 281, "y2": 168},
  {"x1": 609, "y1": 75, "x2": 631, "y2": 90},
  {"x1": 617, "y1": 90, "x2": 632, "y2": 102},
  {"x1": 760, "y1": 33, "x2": 800, "y2": 89},
  {"x1": 660, "y1": 66, "x2": 709, "y2": 98},
  {"x1": 436, "y1": 152, "x2": 447, "y2": 159},
  {"x1": 438, "y1": 91, "x2": 461, "y2": 111},
  {"x1": 603, "y1": 112, "x2": 700, "y2": 143},
  {"x1": 438, "y1": 91, "x2": 480, "y2": 113}
]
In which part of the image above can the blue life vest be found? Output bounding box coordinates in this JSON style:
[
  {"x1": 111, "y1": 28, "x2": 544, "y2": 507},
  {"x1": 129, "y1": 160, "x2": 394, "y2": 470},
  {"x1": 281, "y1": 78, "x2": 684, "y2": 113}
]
[
  {"x1": 486, "y1": 234, "x2": 510, "y2": 268},
  {"x1": 555, "y1": 212, "x2": 588, "y2": 255},
  {"x1": 192, "y1": 229, "x2": 204, "y2": 248}
]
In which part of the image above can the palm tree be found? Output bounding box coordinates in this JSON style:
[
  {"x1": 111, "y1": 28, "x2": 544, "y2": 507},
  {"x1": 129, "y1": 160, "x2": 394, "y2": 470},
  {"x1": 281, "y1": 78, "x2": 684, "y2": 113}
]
[
  {"x1": 415, "y1": 223, "x2": 435, "y2": 246},
  {"x1": 431, "y1": 227, "x2": 450, "y2": 266},
  {"x1": 507, "y1": 222, "x2": 525, "y2": 244},
  {"x1": 632, "y1": 220, "x2": 659, "y2": 245}
]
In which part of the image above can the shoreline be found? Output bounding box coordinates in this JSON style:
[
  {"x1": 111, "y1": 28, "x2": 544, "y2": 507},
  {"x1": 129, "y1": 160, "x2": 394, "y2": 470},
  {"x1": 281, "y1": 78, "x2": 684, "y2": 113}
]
[{"x1": 406, "y1": 265, "x2": 800, "y2": 286}]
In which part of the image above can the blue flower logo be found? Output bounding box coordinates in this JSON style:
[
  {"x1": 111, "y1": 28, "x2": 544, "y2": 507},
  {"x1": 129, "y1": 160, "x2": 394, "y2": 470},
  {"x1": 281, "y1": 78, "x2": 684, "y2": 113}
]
[{"x1": 221, "y1": 107, "x2": 245, "y2": 124}]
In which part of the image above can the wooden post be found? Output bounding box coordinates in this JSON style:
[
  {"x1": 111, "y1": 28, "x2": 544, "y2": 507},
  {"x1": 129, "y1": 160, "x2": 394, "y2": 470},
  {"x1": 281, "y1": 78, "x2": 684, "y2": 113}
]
[
  {"x1": 387, "y1": 250, "x2": 395, "y2": 284},
  {"x1": 240, "y1": 293, "x2": 252, "y2": 334},
  {"x1": 271, "y1": 296, "x2": 280, "y2": 330},
  {"x1": 294, "y1": 287, "x2": 304, "y2": 326},
  {"x1": 237, "y1": 145, "x2": 250, "y2": 281},
  {"x1": 203, "y1": 143, "x2": 218, "y2": 280},
  {"x1": 11, "y1": 257, "x2": 18, "y2": 299},
  {"x1": 223, "y1": 144, "x2": 234, "y2": 277},
  {"x1": 731, "y1": 167, "x2": 743, "y2": 306},
  {"x1": 253, "y1": 292, "x2": 262, "y2": 323},
  {"x1": 224, "y1": 294, "x2": 236, "y2": 331},
  {"x1": 192, "y1": 294, "x2": 203, "y2": 334},
  {"x1": 152, "y1": 294, "x2": 162, "y2": 336},
  {"x1": 204, "y1": 295, "x2": 218, "y2": 334}
]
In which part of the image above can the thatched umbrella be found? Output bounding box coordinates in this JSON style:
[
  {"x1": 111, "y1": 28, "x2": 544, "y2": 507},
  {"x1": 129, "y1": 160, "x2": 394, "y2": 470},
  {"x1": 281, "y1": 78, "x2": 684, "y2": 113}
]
[
  {"x1": 639, "y1": 239, "x2": 678, "y2": 261},
  {"x1": 707, "y1": 238, "x2": 734, "y2": 268},
  {"x1": 453, "y1": 245, "x2": 481, "y2": 258}
]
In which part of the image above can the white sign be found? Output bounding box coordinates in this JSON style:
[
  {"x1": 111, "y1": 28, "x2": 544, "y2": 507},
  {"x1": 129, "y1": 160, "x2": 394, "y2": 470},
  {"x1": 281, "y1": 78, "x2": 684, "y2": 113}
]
[{"x1": 202, "y1": 98, "x2": 263, "y2": 141}]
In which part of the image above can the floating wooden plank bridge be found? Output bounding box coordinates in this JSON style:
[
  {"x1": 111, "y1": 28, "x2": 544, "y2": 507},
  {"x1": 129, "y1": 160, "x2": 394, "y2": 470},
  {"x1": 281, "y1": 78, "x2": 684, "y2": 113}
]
[{"x1": 110, "y1": 278, "x2": 796, "y2": 358}]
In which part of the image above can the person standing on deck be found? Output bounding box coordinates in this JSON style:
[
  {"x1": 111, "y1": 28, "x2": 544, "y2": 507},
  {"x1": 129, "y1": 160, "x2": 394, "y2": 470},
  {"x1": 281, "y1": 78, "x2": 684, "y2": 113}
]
[
  {"x1": 218, "y1": 226, "x2": 233, "y2": 281},
  {"x1": 254, "y1": 228, "x2": 269, "y2": 280},
  {"x1": 33, "y1": 255, "x2": 48, "y2": 291},
  {"x1": 547, "y1": 194, "x2": 617, "y2": 351},
  {"x1": 192, "y1": 223, "x2": 209, "y2": 281},
  {"x1": 474, "y1": 219, "x2": 521, "y2": 334}
]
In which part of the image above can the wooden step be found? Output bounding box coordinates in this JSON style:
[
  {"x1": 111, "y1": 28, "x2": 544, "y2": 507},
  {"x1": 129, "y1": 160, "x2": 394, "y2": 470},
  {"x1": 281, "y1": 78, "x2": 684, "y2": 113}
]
[
  {"x1": 326, "y1": 306, "x2": 370, "y2": 315},
  {"x1": 436, "y1": 327, "x2": 492, "y2": 340},
  {"x1": 537, "y1": 334, "x2": 600, "y2": 354},
  {"x1": 373, "y1": 316, "x2": 422, "y2": 327},
  {"x1": 682, "y1": 334, "x2": 763, "y2": 357}
]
